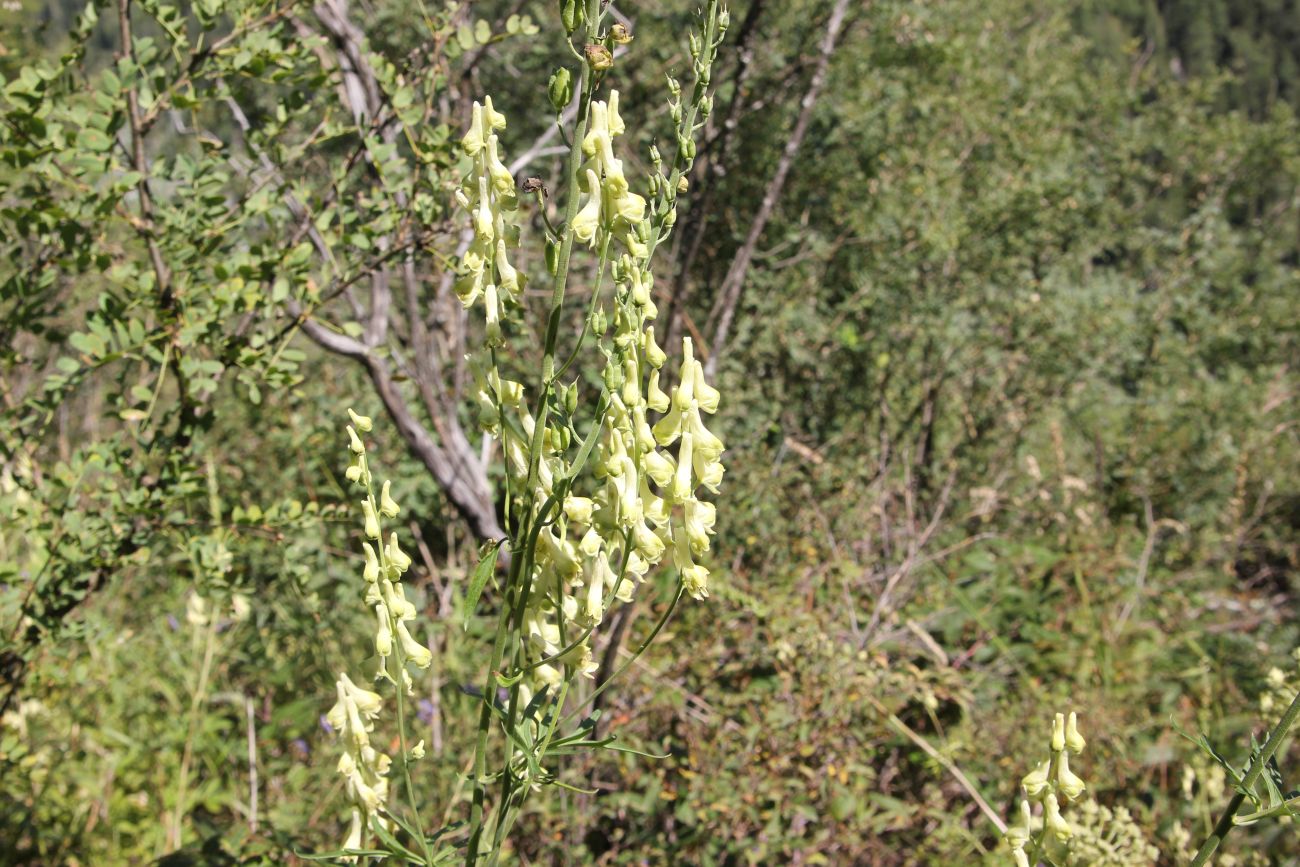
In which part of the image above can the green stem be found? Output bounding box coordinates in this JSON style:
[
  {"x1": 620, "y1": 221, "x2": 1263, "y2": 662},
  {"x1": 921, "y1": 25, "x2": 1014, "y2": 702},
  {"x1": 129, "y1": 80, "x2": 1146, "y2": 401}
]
[{"x1": 1189, "y1": 687, "x2": 1300, "y2": 866}]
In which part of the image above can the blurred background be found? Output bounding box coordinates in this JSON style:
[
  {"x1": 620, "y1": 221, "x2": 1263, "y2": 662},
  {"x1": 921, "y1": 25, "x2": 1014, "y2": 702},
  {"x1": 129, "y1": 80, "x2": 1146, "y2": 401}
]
[{"x1": 2, "y1": 0, "x2": 1299, "y2": 863}]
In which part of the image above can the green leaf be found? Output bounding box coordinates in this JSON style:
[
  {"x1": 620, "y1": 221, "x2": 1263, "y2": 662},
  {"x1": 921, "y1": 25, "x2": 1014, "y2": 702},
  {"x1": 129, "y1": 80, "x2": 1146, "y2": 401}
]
[{"x1": 461, "y1": 539, "x2": 501, "y2": 630}]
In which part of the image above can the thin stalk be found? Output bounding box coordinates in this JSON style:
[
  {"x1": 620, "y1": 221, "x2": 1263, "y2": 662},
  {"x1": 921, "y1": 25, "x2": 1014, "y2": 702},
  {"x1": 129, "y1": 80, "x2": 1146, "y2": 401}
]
[
  {"x1": 1190, "y1": 688, "x2": 1300, "y2": 866},
  {"x1": 168, "y1": 614, "x2": 220, "y2": 853}
]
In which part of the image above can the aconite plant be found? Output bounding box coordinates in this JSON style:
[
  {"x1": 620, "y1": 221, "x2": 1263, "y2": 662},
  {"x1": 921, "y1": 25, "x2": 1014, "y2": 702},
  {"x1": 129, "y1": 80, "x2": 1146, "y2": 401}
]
[{"x1": 320, "y1": 1, "x2": 728, "y2": 863}]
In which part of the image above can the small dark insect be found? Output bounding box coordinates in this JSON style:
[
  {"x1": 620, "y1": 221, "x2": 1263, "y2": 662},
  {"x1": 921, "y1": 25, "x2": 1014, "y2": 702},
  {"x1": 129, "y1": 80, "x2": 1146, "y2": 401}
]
[{"x1": 522, "y1": 177, "x2": 548, "y2": 197}]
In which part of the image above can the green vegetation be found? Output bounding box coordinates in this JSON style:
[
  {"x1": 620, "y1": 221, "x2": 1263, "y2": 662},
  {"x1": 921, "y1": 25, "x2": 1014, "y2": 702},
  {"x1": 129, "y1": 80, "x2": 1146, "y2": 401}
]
[{"x1": 2, "y1": 0, "x2": 1298, "y2": 864}]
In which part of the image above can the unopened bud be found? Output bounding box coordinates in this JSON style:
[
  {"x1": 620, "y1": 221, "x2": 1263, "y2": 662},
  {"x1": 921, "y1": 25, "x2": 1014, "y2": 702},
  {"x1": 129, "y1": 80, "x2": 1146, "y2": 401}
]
[
  {"x1": 1065, "y1": 712, "x2": 1086, "y2": 754},
  {"x1": 379, "y1": 480, "x2": 400, "y2": 518},
  {"x1": 362, "y1": 499, "x2": 381, "y2": 539},
  {"x1": 386, "y1": 533, "x2": 413, "y2": 574},
  {"x1": 347, "y1": 425, "x2": 365, "y2": 455},
  {"x1": 347, "y1": 408, "x2": 373, "y2": 432}
]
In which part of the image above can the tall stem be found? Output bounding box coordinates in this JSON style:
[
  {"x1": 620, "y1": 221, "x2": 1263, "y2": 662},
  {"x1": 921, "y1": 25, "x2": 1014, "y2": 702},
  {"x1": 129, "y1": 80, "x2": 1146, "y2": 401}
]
[
  {"x1": 465, "y1": 4, "x2": 602, "y2": 865},
  {"x1": 1190, "y1": 688, "x2": 1300, "y2": 866}
]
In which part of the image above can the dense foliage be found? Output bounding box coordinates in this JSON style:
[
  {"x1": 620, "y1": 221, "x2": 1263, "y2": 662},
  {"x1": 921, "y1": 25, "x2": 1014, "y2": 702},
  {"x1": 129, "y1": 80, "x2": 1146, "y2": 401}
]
[{"x1": 2, "y1": 0, "x2": 1298, "y2": 864}]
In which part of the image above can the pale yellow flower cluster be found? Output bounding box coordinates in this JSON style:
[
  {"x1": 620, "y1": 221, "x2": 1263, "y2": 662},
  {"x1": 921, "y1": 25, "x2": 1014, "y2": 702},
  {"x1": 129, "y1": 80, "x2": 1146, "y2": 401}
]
[
  {"x1": 571, "y1": 92, "x2": 649, "y2": 256},
  {"x1": 327, "y1": 672, "x2": 391, "y2": 856},
  {"x1": 1006, "y1": 712, "x2": 1087, "y2": 867},
  {"x1": 328, "y1": 408, "x2": 434, "y2": 855},
  {"x1": 456, "y1": 93, "x2": 724, "y2": 713},
  {"x1": 455, "y1": 96, "x2": 523, "y2": 345}
]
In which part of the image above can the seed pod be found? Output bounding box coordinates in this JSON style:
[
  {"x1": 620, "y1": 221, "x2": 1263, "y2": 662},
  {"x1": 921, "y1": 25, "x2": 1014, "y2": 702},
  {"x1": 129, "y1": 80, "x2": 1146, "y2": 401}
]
[
  {"x1": 584, "y1": 44, "x2": 613, "y2": 72},
  {"x1": 548, "y1": 67, "x2": 572, "y2": 112}
]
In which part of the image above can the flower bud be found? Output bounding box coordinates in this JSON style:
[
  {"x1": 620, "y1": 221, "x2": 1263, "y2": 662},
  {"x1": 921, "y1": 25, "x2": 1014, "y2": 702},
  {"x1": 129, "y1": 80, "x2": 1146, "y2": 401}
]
[
  {"x1": 386, "y1": 533, "x2": 413, "y2": 574},
  {"x1": 347, "y1": 425, "x2": 365, "y2": 455},
  {"x1": 643, "y1": 327, "x2": 667, "y2": 369},
  {"x1": 379, "y1": 480, "x2": 400, "y2": 518},
  {"x1": 1057, "y1": 752, "x2": 1086, "y2": 800},
  {"x1": 362, "y1": 541, "x2": 380, "y2": 582},
  {"x1": 374, "y1": 603, "x2": 393, "y2": 656},
  {"x1": 1065, "y1": 712, "x2": 1086, "y2": 754},
  {"x1": 1051, "y1": 712, "x2": 1066, "y2": 753},
  {"x1": 409, "y1": 740, "x2": 426, "y2": 760},
  {"x1": 647, "y1": 370, "x2": 671, "y2": 413},
  {"x1": 348, "y1": 408, "x2": 373, "y2": 432},
  {"x1": 362, "y1": 499, "x2": 381, "y2": 539},
  {"x1": 564, "y1": 496, "x2": 595, "y2": 524},
  {"x1": 345, "y1": 461, "x2": 364, "y2": 485}
]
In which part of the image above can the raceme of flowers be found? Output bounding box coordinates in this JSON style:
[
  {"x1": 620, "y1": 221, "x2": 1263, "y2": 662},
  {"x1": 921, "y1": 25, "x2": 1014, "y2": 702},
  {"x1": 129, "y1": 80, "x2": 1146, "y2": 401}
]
[
  {"x1": 456, "y1": 96, "x2": 524, "y2": 346},
  {"x1": 455, "y1": 93, "x2": 724, "y2": 712},
  {"x1": 326, "y1": 407, "x2": 432, "y2": 856},
  {"x1": 1005, "y1": 711, "x2": 1087, "y2": 867}
]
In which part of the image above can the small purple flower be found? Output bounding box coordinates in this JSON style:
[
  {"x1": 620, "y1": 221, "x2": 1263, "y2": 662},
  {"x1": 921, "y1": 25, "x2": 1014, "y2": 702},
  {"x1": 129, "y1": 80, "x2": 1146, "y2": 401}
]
[
  {"x1": 291, "y1": 738, "x2": 310, "y2": 758},
  {"x1": 417, "y1": 699, "x2": 435, "y2": 724},
  {"x1": 320, "y1": 713, "x2": 335, "y2": 735},
  {"x1": 167, "y1": 614, "x2": 180, "y2": 631}
]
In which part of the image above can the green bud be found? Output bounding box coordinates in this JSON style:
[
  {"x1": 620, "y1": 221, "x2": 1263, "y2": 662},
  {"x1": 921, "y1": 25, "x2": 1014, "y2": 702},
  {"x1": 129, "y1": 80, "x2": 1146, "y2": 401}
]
[
  {"x1": 563, "y1": 381, "x2": 579, "y2": 414},
  {"x1": 589, "y1": 306, "x2": 608, "y2": 335},
  {"x1": 718, "y1": 8, "x2": 730, "y2": 30},
  {"x1": 548, "y1": 67, "x2": 573, "y2": 112}
]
